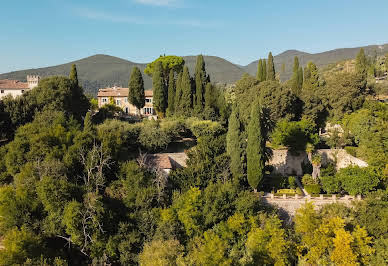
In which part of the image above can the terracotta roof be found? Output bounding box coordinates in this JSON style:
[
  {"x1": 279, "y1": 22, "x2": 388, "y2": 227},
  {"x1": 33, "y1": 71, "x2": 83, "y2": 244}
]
[
  {"x1": 146, "y1": 154, "x2": 173, "y2": 170},
  {"x1": 0, "y1": 79, "x2": 28, "y2": 90},
  {"x1": 97, "y1": 86, "x2": 153, "y2": 97}
]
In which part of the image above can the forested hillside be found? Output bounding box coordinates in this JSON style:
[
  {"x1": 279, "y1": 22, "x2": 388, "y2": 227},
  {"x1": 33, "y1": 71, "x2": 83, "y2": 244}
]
[{"x1": 0, "y1": 50, "x2": 387, "y2": 265}]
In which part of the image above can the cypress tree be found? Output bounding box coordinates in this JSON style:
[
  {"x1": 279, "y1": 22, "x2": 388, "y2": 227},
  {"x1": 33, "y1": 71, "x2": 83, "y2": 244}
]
[
  {"x1": 355, "y1": 48, "x2": 367, "y2": 77},
  {"x1": 293, "y1": 56, "x2": 299, "y2": 73},
  {"x1": 297, "y1": 67, "x2": 303, "y2": 90},
  {"x1": 262, "y1": 59, "x2": 267, "y2": 81},
  {"x1": 69, "y1": 64, "x2": 79, "y2": 85},
  {"x1": 166, "y1": 70, "x2": 176, "y2": 116},
  {"x1": 247, "y1": 99, "x2": 265, "y2": 192},
  {"x1": 303, "y1": 62, "x2": 319, "y2": 91},
  {"x1": 267, "y1": 52, "x2": 275, "y2": 81},
  {"x1": 204, "y1": 82, "x2": 213, "y2": 108},
  {"x1": 128, "y1": 66, "x2": 145, "y2": 112},
  {"x1": 180, "y1": 66, "x2": 192, "y2": 116},
  {"x1": 152, "y1": 61, "x2": 167, "y2": 116},
  {"x1": 256, "y1": 59, "x2": 263, "y2": 81},
  {"x1": 174, "y1": 72, "x2": 183, "y2": 113},
  {"x1": 83, "y1": 112, "x2": 93, "y2": 133},
  {"x1": 227, "y1": 105, "x2": 243, "y2": 180},
  {"x1": 195, "y1": 55, "x2": 206, "y2": 112}
]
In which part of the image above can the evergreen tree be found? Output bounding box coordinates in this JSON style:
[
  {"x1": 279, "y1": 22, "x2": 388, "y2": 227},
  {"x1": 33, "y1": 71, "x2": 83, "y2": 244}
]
[
  {"x1": 174, "y1": 72, "x2": 183, "y2": 113},
  {"x1": 166, "y1": 70, "x2": 176, "y2": 116},
  {"x1": 180, "y1": 66, "x2": 192, "y2": 116},
  {"x1": 298, "y1": 67, "x2": 304, "y2": 90},
  {"x1": 128, "y1": 66, "x2": 145, "y2": 112},
  {"x1": 256, "y1": 59, "x2": 263, "y2": 81},
  {"x1": 267, "y1": 52, "x2": 275, "y2": 81},
  {"x1": 227, "y1": 105, "x2": 243, "y2": 180},
  {"x1": 262, "y1": 59, "x2": 267, "y2": 81},
  {"x1": 204, "y1": 82, "x2": 213, "y2": 108},
  {"x1": 291, "y1": 57, "x2": 301, "y2": 94},
  {"x1": 247, "y1": 99, "x2": 265, "y2": 192},
  {"x1": 69, "y1": 64, "x2": 79, "y2": 85},
  {"x1": 303, "y1": 62, "x2": 319, "y2": 91},
  {"x1": 152, "y1": 61, "x2": 167, "y2": 116},
  {"x1": 83, "y1": 112, "x2": 93, "y2": 134},
  {"x1": 195, "y1": 55, "x2": 207, "y2": 112},
  {"x1": 355, "y1": 48, "x2": 367, "y2": 77},
  {"x1": 293, "y1": 56, "x2": 300, "y2": 73},
  {"x1": 385, "y1": 53, "x2": 388, "y2": 72}
]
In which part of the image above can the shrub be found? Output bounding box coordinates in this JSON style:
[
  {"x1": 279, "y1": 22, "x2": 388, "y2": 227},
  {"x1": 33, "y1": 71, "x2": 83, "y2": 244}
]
[
  {"x1": 335, "y1": 166, "x2": 380, "y2": 195},
  {"x1": 189, "y1": 120, "x2": 224, "y2": 138},
  {"x1": 344, "y1": 146, "x2": 358, "y2": 157},
  {"x1": 296, "y1": 187, "x2": 303, "y2": 196},
  {"x1": 288, "y1": 176, "x2": 296, "y2": 189},
  {"x1": 321, "y1": 175, "x2": 341, "y2": 194},
  {"x1": 304, "y1": 184, "x2": 321, "y2": 195},
  {"x1": 302, "y1": 174, "x2": 316, "y2": 185}
]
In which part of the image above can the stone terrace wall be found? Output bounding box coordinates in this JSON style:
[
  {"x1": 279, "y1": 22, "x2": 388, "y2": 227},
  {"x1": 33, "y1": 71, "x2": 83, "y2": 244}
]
[{"x1": 268, "y1": 149, "x2": 368, "y2": 176}]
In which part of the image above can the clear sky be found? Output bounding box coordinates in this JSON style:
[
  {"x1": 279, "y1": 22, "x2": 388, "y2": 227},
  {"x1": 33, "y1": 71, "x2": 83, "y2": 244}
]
[{"x1": 1, "y1": 0, "x2": 388, "y2": 73}]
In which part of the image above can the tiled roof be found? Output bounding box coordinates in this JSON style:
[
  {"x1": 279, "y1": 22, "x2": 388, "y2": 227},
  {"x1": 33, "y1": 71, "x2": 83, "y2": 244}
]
[
  {"x1": 97, "y1": 86, "x2": 153, "y2": 97},
  {"x1": 146, "y1": 154, "x2": 173, "y2": 170},
  {"x1": 0, "y1": 79, "x2": 28, "y2": 90}
]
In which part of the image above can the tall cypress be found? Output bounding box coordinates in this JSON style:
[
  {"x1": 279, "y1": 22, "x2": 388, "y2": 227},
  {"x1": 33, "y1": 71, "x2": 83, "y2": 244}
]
[
  {"x1": 174, "y1": 72, "x2": 183, "y2": 113},
  {"x1": 180, "y1": 66, "x2": 192, "y2": 116},
  {"x1": 128, "y1": 66, "x2": 145, "y2": 112},
  {"x1": 297, "y1": 67, "x2": 304, "y2": 91},
  {"x1": 256, "y1": 59, "x2": 263, "y2": 81},
  {"x1": 247, "y1": 99, "x2": 265, "y2": 192},
  {"x1": 293, "y1": 56, "x2": 299, "y2": 73},
  {"x1": 227, "y1": 105, "x2": 243, "y2": 180},
  {"x1": 195, "y1": 55, "x2": 206, "y2": 112},
  {"x1": 291, "y1": 57, "x2": 300, "y2": 94},
  {"x1": 303, "y1": 62, "x2": 319, "y2": 91},
  {"x1": 204, "y1": 82, "x2": 213, "y2": 108},
  {"x1": 152, "y1": 61, "x2": 167, "y2": 116},
  {"x1": 69, "y1": 64, "x2": 79, "y2": 85},
  {"x1": 267, "y1": 52, "x2": 275, "y2": 81},
  {"x1": 166, "y1": 70, "x2": 176, "y2": 116},
  {"x1": 355, "y1": 48, "x2": 367, "y2": 77},
  {"x1": 262, "y1": 59, "x2": 267, "y2": 81}
]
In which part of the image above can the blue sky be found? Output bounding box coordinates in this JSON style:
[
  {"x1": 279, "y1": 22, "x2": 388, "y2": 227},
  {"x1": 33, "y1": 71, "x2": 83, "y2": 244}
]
[{"x1": 1, "y1": 0, "x2": 388, "y2": 73}]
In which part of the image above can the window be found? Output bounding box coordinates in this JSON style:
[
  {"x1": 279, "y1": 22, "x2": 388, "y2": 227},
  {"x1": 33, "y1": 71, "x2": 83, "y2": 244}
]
[
  {"x1": 143, "y1": 107, "x2": 154, "y2": 115},
  {"x1": 116, "y1": 99, "x2": 121, "y2": 105},
  {"x1": 125, "y1": 107, "x2": 128, "y2": 114},
  {"x1": 124, "y1": 98, "x2": 128, "y2": 103},
  {"x1": 21, "y1": 90, "x2": 25, "y2": 93},
  {"x1": 0, "y1": 90, "x2": 4, "y2": 93},
  {"x1": 102, "y1": 98, "x2": 108, "y2": 103},
  {"x1": 146, "y1": 98, "x2": 152, "y2": 103}
]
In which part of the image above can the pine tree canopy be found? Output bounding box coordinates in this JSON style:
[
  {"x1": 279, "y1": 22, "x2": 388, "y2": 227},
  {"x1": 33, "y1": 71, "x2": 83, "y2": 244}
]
[{"x1": 128, "y1": 66, "x2": 145, "y2": 111}]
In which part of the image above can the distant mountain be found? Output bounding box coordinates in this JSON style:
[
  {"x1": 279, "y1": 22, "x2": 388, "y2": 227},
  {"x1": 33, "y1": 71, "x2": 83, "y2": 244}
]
[
  {"x1": 1, "y1": 43, "x2": 388, "y2": 95},
  {"x1": 0, "y1": 55, "x2": 244, "y2": 95},
  {"x1": 243, "y1": 44, "x2": 388, "y2": 81}
]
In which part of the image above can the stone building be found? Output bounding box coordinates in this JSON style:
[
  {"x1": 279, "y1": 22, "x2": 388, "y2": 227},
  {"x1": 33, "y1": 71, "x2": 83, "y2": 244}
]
[
  {"x1": 97, "y1": 86, "x2": 154, "y2": 116},
  {"x1": 0, "y1": 75, "x2": 40, "y2": 99}
]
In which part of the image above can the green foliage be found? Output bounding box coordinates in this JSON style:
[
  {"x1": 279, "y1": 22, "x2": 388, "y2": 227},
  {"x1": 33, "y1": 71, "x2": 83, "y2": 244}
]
[
  {"x1": 166, "y1": 70, "x2": 176, "y2": 117},
  {"x1": 291, "y1": 56, "x2": 303, "y2": 95},
  {"x1": 152, "y1": 61, "x2": 167, "y2": 116},
  {"x1": 355, "y1": 48, "x2": 368, "y2": 78},
  {"x1": 304, "y1": 184, "x2": 322, "y2": 195},
  {"x1": 335, "y1": 166, "x2": 380, "y2": 195},
  {"x1": 301, "y1": 174, "x2": 316, "y2": 185},
  {"x1": 194, "y1": 55, "x2": 207, "y2": 113},
  {"x1": 188, "y1": 119, "x2": 224, "y2": 138},
  {"x1": 266, "y1": 52, "x2": 276, "y2": 81},
  {"x1": 138, "y1": 238, "x2": 184, "y2": 266},
  {"x1": 256, "y1": 59, "x2": 265, "y2": 82},
  {"x1": 138, "y1": 120, "x2": 171, "y2": 152},
  {"x1": 247, "y1": 100, "x2": 266, "y2": 191},
  {"x1": 128, "y1": 66, "x2": 145, "y2": 110},
  {"x1": 226, "y1": 106, "x2": 243, "y2": 181},
  {"x1": 144, "y1": 55, "x2": 184, "y2": 78},
  {"x1": 179, "y1": 66, "x2": 193, "y2": 116},
  {"x1": 69, "y1": 64, "x2": 79, "y2": 85},
  {"x1": 303, "y1": 62, "x2": 320, "y2": 91},
  {"x1": 288, "y1": 176, "x2": 296, "y2": 189},
  {"x1": 271, "y1": 119, "x2": 319, "y2": 152},
  {"x1": 321, "y1": 175, "x2": 341, "y2": 194}
]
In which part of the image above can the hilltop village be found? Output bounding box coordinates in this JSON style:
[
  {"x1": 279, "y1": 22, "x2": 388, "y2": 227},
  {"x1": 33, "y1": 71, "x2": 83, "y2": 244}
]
[{"x1": 0, "y1": 49, "x2": 387, "y2": 265}]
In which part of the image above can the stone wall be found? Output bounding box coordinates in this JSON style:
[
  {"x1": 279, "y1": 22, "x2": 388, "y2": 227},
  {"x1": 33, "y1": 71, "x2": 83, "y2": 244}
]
[{"x1": 268, "y1": 149, "x2": 368, "y2": 176}]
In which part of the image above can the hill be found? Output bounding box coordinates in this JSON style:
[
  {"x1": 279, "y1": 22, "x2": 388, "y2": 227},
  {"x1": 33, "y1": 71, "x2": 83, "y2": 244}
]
[
  {"x1": 0, "y1": 55, "x2": 244, "y2": 95},
  {"x1": 243, "y1": 44, "x2": 388, "y2": 81}
]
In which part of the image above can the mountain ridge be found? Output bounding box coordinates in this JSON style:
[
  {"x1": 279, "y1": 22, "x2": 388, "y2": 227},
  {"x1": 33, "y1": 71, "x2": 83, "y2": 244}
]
[{"x1": 1, "y1": 43, "x2": 387, "y2": 95}]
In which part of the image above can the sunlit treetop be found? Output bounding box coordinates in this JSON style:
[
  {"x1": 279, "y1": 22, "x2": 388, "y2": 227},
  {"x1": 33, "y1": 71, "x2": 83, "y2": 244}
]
[{"x1": 144, "y1": 55, "x2": 185, "y2": 77}]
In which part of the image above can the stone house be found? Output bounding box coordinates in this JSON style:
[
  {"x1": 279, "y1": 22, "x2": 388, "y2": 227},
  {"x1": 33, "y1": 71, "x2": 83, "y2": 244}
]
[
  {"x1": 0, "y1": 75, "x2": 40, "y2": 99},
  {"x1": 97, "y1": 86, "x2": 154, "y2": 116}
]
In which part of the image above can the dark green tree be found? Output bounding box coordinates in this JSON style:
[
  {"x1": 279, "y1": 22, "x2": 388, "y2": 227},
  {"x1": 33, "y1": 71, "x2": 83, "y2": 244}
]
[
  {"x1": 166, "y1": 70, "x2": 176, "y2": 116},
  {"x1": 262, "y1": 59, "x2": 267, "y2": 81},
  {"x1": 69, "y1": 64, "x2": 79, "y2": 85},
  {"x1": 293, "y1": 56, "x2": 300, "y2": 73},
  {"x1": 195, "y1": 55, "x2": 207, "y2": 112},
  {"x1": 267, "y1": 52, "x2": 275, "y2": 81},
  {"x1": 128, "y1": 66, "x2": 145, "y2": 112},
  {"x1": 174, "y1": 72, "x2": 183, "y2": 114},
  {"x1": 247, "y1": 99, "x2": 265, "y2": 192},
  {"x1": 355, "y1": 48, "x2": 367, "y2": 77},
  {"x1": 256, "y1": 59, "x2": 264, "y2": 81},
  {"x1": 303, "y1": 62, "x2": 319, "y2": 91},
  {"x1": 152, "y1": 61, "x2": 167, "y2": 116},
  {"x1": 226, "y1": 105, "x2": 243, "y2": 181},
  {"x1": 204, "y1": 82, "x2": 213, "y2": 108},
  {"x1": 291, "y1": 57, "x2": 303, "y2": 94},
  {"x1": 180, "y1": 66, "x2": 193, "y2": 116}
]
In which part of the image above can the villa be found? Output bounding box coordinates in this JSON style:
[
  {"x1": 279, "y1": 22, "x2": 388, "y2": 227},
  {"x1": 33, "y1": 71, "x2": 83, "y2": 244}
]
[
  {"x1": 0, "y1": 75, "x2": 40, "y2": 99},
  {"x1": 97, "y1": 86, "x2": 155, "y2": 116}
]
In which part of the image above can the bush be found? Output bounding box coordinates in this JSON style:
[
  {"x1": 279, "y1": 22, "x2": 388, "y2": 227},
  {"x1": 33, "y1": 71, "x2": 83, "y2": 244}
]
[
  {"x1": 321, "y1": 175, "x2": 341, "y2": 194},
  {"x1": 304, "y1": 184, "x2": 322, "y2": 195},
  {"x1": 277, "y1": 189, "x2": 297, "y2": 194},
  {"x1": 139, "y1": 120, "x2": 172, "y2": 152},
  {"x1": 335, "y1": 166, "x2": 380, "y2": 195},
  {"x1": 189, "y1": 120, "x2": 224, "y2": 138},
  {"x1": 288, "y1": 176, "x2": 296, "y2": 189},
  {"x1": 296, "y1": 187, "x2": 303, "y2": 196},
  {"x1": 302, "y1": 174, "x2": 316, "y2": 185},
  {"x1": 344, "y1": 146, "x2": 358, "y2": 157}
]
